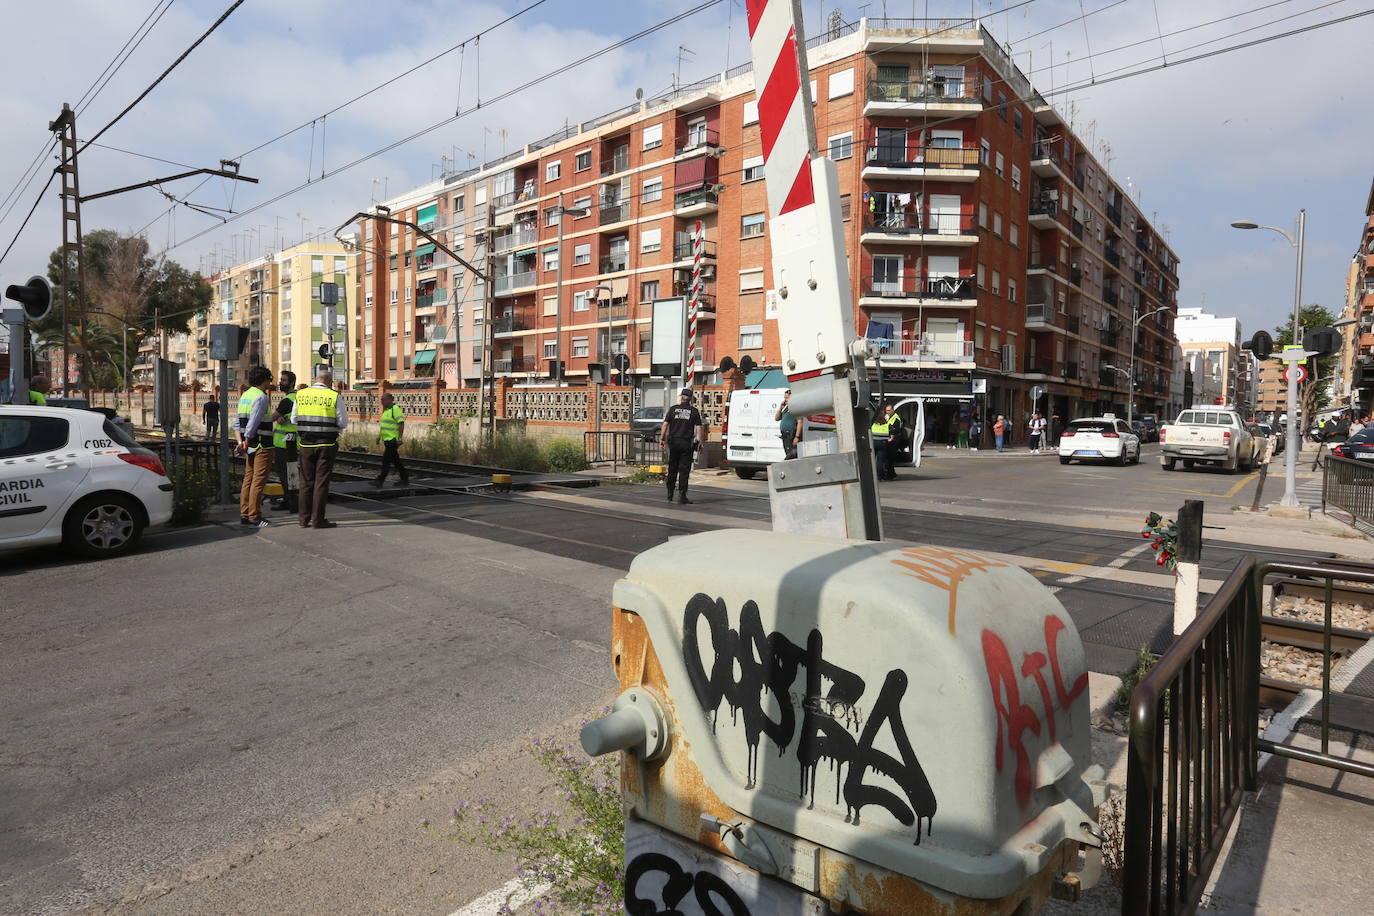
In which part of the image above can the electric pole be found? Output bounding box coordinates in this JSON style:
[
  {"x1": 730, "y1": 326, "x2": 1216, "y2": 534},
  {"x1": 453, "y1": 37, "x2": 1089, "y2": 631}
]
[{"x1": 50, "y1": 104, "x2": 87, "y2": 396}]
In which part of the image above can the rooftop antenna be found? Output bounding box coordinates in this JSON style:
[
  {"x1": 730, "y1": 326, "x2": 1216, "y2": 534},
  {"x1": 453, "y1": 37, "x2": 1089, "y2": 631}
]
[
  {"x1": 675, "y1": 45, "x2": 695, "y2": 91},
  {"x1": 827, "y1": 8, "x2": 844, "y2": 39}
]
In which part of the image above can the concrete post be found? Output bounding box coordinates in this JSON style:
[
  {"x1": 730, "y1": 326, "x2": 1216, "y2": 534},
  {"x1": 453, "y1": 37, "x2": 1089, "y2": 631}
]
[{"x1": 1173, "y1": 499, "x2": 1204, "y2": 635}]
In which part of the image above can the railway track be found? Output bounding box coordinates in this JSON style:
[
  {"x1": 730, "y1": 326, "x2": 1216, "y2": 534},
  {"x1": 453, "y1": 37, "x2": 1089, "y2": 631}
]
[{"x1": 1258, "y1": 615, "x2": 1372, "y2": 707}]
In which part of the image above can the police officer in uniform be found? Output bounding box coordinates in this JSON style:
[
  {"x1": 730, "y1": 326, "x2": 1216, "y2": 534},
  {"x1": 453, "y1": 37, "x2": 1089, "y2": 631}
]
[
  {"x1": 270, "y1": 370, "x2": 299, "y2": 513},
  {"x1": 291, "y1": 369, "x2": 348, "y2": 529},
  {"x1": 870, "y1": 402, "x2": 902, "y2": 481},
  {"x1": 659, "y1": 389, "x2": 703, "y2": 504},
  {"x1": 235, "y1": 366, "x2": 275, "y2": 527}
]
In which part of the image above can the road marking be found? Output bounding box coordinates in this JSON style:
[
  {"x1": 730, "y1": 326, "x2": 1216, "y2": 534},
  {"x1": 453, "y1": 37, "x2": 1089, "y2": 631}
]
[
  {"x1": 1224, "y1": 473, "x2": 1258, "y2": 498},
  {"x1": 449, "y1": 877, "x2": 550, "y2": 916},
  {"x1": 1059, "y1": 541, "x2": 1152, "y2": 584},
  {"x1": 1333, "y1": 637, "x2": 1374, "y2": 691}
]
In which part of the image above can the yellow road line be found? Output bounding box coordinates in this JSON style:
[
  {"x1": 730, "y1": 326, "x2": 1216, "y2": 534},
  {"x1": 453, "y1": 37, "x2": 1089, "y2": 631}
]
[{"x1": 1225, "y1": 472, "x2": 1258, "y2": 498}]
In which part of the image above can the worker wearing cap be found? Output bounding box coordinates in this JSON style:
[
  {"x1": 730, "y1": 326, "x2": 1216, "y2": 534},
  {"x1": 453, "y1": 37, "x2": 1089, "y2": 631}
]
[
  {"x1": 27, "y1": 375, "x2": 48, "y2": 405},
  {"x1": 659, "y1": 388, "x2": 704, "y2": 505},
  {"x1": 270, "y1": 370, "x2": 299, "y2": 513},
  {"x1": 235, "y1": 366, "x2": 275, "y2": 528},
  {"x1": 291, "y1": 369, "x2": 348, "y2": 529}
]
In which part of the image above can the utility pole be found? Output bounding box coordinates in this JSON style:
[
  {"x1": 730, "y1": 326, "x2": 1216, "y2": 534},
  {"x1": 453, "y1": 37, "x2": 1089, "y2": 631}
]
[{"x1": 51, "y1": 103, "x2": 86, "y2": 397}]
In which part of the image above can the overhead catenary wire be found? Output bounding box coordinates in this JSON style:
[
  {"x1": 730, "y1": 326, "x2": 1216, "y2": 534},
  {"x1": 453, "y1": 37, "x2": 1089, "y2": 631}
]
[{"x1": 77, "y1": 0, "x2": 179, "y2": 116}]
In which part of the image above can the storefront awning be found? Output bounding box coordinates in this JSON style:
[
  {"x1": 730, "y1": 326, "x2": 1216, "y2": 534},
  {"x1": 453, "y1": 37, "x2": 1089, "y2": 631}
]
[
  {"x1": 413, "y1": 349, "x2": 437, "y2": 366},
  {"x1": 415, "y1": 243, "x2": 436, "y2": 257},
  {"x1": 744, "y1": 368, "x2": 788, "y2": 389}
]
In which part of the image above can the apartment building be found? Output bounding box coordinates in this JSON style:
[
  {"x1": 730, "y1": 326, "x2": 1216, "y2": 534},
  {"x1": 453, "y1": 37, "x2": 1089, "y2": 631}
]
[
  {"x1": 193, "y1": 241, "x2": 359, "y2": 391},
  {"x1": 1176, "y1": 308, "x2": 1243, "y2": 408},
  {"x1": 1342, "y1": 181, "x2": 1374, "y2": 415},
  {"x1": 1256, "y1": 360, "x2": 1287, "y2": 415},
  {"x1": 351, "y1": 18, "x2": 1180, "y2": 432}
]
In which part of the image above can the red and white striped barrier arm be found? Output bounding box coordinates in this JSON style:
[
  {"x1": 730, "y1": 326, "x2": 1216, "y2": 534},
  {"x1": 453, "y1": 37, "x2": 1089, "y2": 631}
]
[{"x1": 746, "y1": 0, "x2": 816, "y2": 218}]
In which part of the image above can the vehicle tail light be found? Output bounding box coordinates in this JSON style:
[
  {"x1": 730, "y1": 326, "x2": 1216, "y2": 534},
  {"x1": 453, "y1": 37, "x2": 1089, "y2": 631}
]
[
  {"x1": 119, "y1": 452, "x2": 167, "y2": 476},
  {"x1": 1334, "y1": 444, "x2": 1347, "y2": 458},
  {"x1": 1061, "y1": 430, "x2": 1075, "y2": 438},
  {"x1": 1223, "y1": 431, "x2": 1232, "y2": 443},
  {"x1": 1102, "y1": 431, "x2": 1120, "y2": 438},
  {"x1": 1160, "y1": 428, "x2": 1167, "y2": 443}
]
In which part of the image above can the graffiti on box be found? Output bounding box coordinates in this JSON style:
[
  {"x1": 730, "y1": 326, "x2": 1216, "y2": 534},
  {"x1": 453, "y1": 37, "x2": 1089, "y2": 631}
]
[
  {"x1": 626, "y1": 852, "x2": 751, "y2": 915},
  {"x1": 889, "y1": 545, "x2": 1009, "y2": 636},
  {"x1": 982, "y1": 614, "x2": 1088, "y2": 807},
  {"x1": 682, "y1": 594, "x2": 937, "y2": 843}
]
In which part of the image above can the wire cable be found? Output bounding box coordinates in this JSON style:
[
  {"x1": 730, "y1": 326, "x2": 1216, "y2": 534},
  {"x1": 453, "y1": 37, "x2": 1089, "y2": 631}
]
[
  {"x1": 77, "y1": 0, "x2": 178, "y2": 116},
  {"x1": 0, "y1": 172, "x2": 58, "y2": 268}
]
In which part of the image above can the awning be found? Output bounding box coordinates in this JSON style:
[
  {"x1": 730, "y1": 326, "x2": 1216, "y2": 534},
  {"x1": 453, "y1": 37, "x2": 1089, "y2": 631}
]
[
  {"x1": 674, "y1": 157, "x2": 707, "y2": 191},
  {"x1": 417, "y1": 203, "x2": 438, "y2": 225},
  {"x1": 744, "y1": 369, "x2": 789, "y2": 389},
  {"x1": 413, "y1": 349, "x2": 437, "y2": 366},
  {"x1": 415, "y1": 243, "x2": 436, "y2": 257}
]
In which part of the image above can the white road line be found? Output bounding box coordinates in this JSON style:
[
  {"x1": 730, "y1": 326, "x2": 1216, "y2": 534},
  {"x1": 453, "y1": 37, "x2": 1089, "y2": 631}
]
[
  {"x1": 1059, "y1": 541, "x2": 1152, "y2": 585},
  {"x1": 1333, "y1": 637, "x2": 1374, "y2": 692},
  {"x1": 449, "y1": 877, "x2": 551, "y2": 916},
  {"x1": 1257, "y1": 688, "x2": 1322, "y2": 772}
]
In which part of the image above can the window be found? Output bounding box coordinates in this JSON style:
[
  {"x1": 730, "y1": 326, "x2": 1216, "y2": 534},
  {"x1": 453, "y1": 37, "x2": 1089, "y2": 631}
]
[
  {"x1": 995, "y1": 91, "x2": 1007, "y2": 119},
  {"x1": 640, "y1": 280, "x2": 659, "y2": 300},
  {"x1": 1010, "y1": 223, "x2": 1019, "y2": 247},
  {"x1": 1013, "y1": 110, "x2": 1024, "y2": 136},
  {"x1": 840, "y1": 194, "x2": 851, "y2": 221},
  {"x1": 475, "y1": 186, "x2": 488, "y2": 206},
  {"x1": 639, "y1": 332, "x2": 652, "y2": 353},
  {"x1": 0, "y1": 416, "x2": 68, "y2": 458},
  {"x1": 453, "y1": 193, "x2": 465, "y2": 211},
  {"x1": 642, "y1": 123, "x2": 663, "y2": 150},
  {"x1": 543, "y1": 295, "x2": 557, "y2": 316},
  {"x1": 365, "y1": 257, "x2": 374, "y2": 274},
  {"x1": 993, "y1": 212, "x2": 1002, "y2": 237},
  {"x1": 740, "y1": 324, "x2": 763, "y2": 349},
  {"x1": 975, "y1": 323, "x2": 986, "y2": 350},
  {"x1": 573, "y1": 244, "x2": 591, "y2": 266},
  {"x1": 311, "y1": 257, "x2": 324, "y2": 274},
  {"x1": 995, "y1": 152, "x2": 1004, "y2": 177},
  {"x1": 573, "y1": 290, "x2": 590, "y2": 312},
  {"x1": 546, "y1": 161, "x2": 561, "y2": 182},
  {"x1": 743, "y1": 155, "x2": 764, "y2": 182},
  {"x1": 741, "y1": 213, "x2": 765, "y2": 238},
  {"x1": 575, "y1": 150, "x2": 591, "y2": 171},
  {"x1": 642, "y1": 177, "x2": 663, "y2": 203},
  {"x1": 640, "y1": 227, "x2": 662, "y2": 252},
  {"x1": 743, "y1": 99, "x2": 759, "y2": 125},
  {"x1": 1011, "y1": 165, "x2": 1022, "y2": 192},
  {"x1": 572, "y1": 195, "x2": 591, "y2": 214},
  {"x1": 312, "y1": 284, "x2": 322, "y2": 300},
  {"x1": 571, "y1": 337, "x2": 589, "y2": 358},
  {"x1": 545, "y1": 207, "x2": 559, "y2": 227},
  {"x1": 979, "y1": 139, "x2": 990, "y2": 165},
  {"x1": 543, "y1": 248, "x2": 559, "y2": 271},
  {"x1": 543, "y1": 339, "x2": 557, "y2": 358},
  {"x1": 809, "y1": 79, "x2": 817, "y2": 103},
  {"x1": 929, "y1": 129, "x2": 963, "y2": 149},
  {"x1": 828, "y1": 67, "x2": 854, "y2": 98},
  {"x1": 739, "y1": 269, "x2": 765, "y2": 292},
  {"x1": 405, "y1": 286, "x2": 412, "y2": 302},
  {"x1": 977, "y1": 263, "x2": 985, "y2": 288},
  {"x1": 1008, "y1": 279, "x2": 1017, "y2": 303},
  {"x1": 979, "y1": 202, "x2": 988, "y2": 228},
  {"x1": 827, "y1": 132, "x2": 853, "y2": 160},
  {"x1": 991, "y1": 270, "x2": 1001, "y2": 296}
]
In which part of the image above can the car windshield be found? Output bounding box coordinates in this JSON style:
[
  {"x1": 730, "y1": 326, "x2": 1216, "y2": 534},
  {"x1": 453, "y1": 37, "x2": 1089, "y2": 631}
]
[{"x1": 1070, "y1": 421, "x2": 1113, "y2": 432}]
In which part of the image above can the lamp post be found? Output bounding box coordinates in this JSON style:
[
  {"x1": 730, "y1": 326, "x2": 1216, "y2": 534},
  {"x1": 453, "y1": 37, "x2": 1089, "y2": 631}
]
[
  {"x1": 1128, "y1": 305, "x2": 1171, "y2": 424},
  {"x1": 1232, "y1": 211, "x2": 1306, "y2": 507},
  {"x1": 551, "y1": 196, "x2": 591, "y2": 385},
  {"x1": 588, "y1": 283, "x2": 614, "y2": 435}
]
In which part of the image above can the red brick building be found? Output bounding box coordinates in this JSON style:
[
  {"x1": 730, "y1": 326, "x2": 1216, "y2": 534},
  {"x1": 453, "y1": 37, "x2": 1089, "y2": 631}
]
[{"x1": 352, "y1": 19, "x2": 1179, "y2": 434}]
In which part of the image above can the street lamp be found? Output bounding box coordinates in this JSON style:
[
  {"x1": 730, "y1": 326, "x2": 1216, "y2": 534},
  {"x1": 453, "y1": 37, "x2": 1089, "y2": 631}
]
[
  {"x1": 587, "y1": 283, "x2": 614, "y2": 435},
  {"x1": 1128, "y1": 305, "x2": 1171, "y2": 425},
  {"x1": 551, "y1": 197, "x2": 591, "y2": 385},
  {"x1": 1232, "y1": 211, "x2": 1306, "y2": 507}
]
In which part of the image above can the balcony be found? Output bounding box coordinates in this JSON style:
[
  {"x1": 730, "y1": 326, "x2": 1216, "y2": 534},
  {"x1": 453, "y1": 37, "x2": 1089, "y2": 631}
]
[
  {"x1": 1105, "y1": 247, "x2": 1121, "y2": 269},
  {"x1": 1027, "y1": 262, "x2": 1065, "y2": 283},
  {"x1": 599, "y1": 201, "x2": 630, "y2": 226},
  {"x1": 599, "y1": 253, "x2": 629, "y2": 274},
  {"x1": 1099, "y1": 368, "x2": 1119, "y2": 388},
  {"x1": 1104, "y1": 287, "x2": 1119, "y2": 307},
  {"x1": 1069, "y1": 266, "x2": 1083, "y2": 287},
  {"x1": 1025, "y1": 303, "x2": 1055, "y2": 330},
  {"x1": 673, "y1": 187, "x2": 719, "y2": 216},
  {"x1": 493, "y1": 271, "x2": 536, "y2": 295},
  {"x1": 859, "y1": 274, "x2": 976, "y2": 307},
  {"x1": 865, "y1": 335, "x2": 975, "y2": 365},
  {"x1": 1064, "y1": 361, "x2": 1079, "y2": 380},
  {"x1": 1028, "y1": 198, "x2": 1060, "y2": 229},
  {"x1": 600, "y1": 149, "x2": 630, "y2": 177},
  {"x1": 491, "y1": 191, "x2": 518, "y2": 210},
  {"x1": 689, "y1": 343, "x2": 715, "y2": 370},
  {"x1": 671, "y1": 236, "x2": 718, "y2": 261},
  {"x1": 861, "y1": 211, "x2": 977, "y2": 246},
  {"x1": 494, "y1": 356, "x2": 538, "y2": 374},
  {"x1": 416, "y1": 292, "x2": 437, "y2": 313},
  {"x1": 1106, "y1": 203, "x2": 1122, "y2": 227},
  {"x1": 595, "y1": 301, "x2": 632, "y2": 323},
  {"x1": 676, "y1": 128, "x2": 724, "y2": 157},
  {"x1": 861, "y1": 144, "x2": 980, "y2": 182},
  {"x1": 1067, "y1": 315, "x2": 1081, "y2": 335},
  {"x1": 493, "y1": 226, "x2": 539, "y2": 253},
  {"x1": 864, "y1": 78, "x2": 982, "y2": 117},
  {"x1": 1030, "y1": 141, "x2": 1072, "y2": 181},
  {"x1": 1070, "y1": 219, "x2": 1085, "y2": 244},
  {"x1": 1023, "y1": 357, "x2": 1055, "y2": 376},
  {"x1": 1100, "y1": 330, "x2": 1119, "y2": 349}
]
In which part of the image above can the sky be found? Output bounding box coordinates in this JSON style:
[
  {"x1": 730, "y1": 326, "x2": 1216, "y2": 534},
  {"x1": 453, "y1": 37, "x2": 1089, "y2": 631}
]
[{"x1": 0, "y1": 0, "x2": 1369, "y2": 339}]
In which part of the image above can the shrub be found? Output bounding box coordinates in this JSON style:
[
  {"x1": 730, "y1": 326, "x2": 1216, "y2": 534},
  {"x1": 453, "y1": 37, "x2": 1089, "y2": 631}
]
[
  {"x1": 1114, "y1": 644, "x2": 1159, "y2": 714},
  {"x1": 543, "y1": 438, "x2": 588, "y2": 473},
  {"x1": 479, "y1": 432, "x2": 546, "y2": 471},
  {"x1": 170, "y1": 462, "x2": 217, "y2": 526},
  {"x1": 434, "y1": 735, "x2": 623, "y2": 915}
]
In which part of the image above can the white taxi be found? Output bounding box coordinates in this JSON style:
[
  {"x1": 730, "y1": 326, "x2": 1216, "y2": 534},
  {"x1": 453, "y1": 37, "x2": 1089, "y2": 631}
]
[
  {"x1": 1058, "y1": 416, "x2": 1141, "y2": 466},
  {"x1": 0, "y1": 405, "x2": 173, "y2": 558}
]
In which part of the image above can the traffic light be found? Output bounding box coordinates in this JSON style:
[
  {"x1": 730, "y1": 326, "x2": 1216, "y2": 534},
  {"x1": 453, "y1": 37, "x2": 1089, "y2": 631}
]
[
  {"x1": 1241, "y1": 330, "x2": 1274, "y2": 360},
  {"x1": 587, "y1": 362, "x2": 608, "y2": 383},
  {"x1": 4, "y1": 276, "x2": 52, "y2": 321},
  {"x1": 318, "y1": 342, "x2": 332, "y2": 361},
  {"x1": 1304, "y1": 326, "x2": 1341, "y2": 358}
]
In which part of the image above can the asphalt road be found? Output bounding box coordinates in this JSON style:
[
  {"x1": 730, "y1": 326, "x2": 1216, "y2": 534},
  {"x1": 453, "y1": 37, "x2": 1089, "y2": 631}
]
[{"x1": 0, "y1": 446, "x2": 1327, "y2": 914}]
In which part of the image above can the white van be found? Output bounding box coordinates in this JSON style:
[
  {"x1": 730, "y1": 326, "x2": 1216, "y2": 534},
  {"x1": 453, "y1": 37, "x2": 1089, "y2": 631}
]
[{"x1": 723, "y1": 389, "x2": 926, "y2": 479}]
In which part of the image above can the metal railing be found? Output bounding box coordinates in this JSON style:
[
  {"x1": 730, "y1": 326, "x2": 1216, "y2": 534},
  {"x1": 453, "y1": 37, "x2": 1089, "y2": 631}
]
[
  {"x1": 599, "y1": 253, "x2": 629, "y2": 273},
  {"x1": 493, "y1": 226, "x2": 538, "y2": 253},
  {"x1": 1322, "y1": 454, "x2": 1374, "y2": 530},
  {"x1": 672, "y1": 237, "x2": 718, "y2": 260},
  {"x1": 676, "y1": 128, "x2": 721, "y2": 156},
  {"x1": 493, "y1": 271, "x2": 536, "y2": 295},
  {"x1": 584, "y1": 430, "x2": 664, "y2": 469},
  {"x1": 866, "y1": 336, "x2": 974, "y2": 362},
  {"x1": 862, "y1": 274, "x2": 974, "y2": 300},
  {"x1": 863, "y1": 143, "x2": 980, "y2": 169},
  {"x1": 673, "y1": 187, "x2": 719, "y2": 210},
  {"x1": 867, "y1": 77, "x2": 979, "y2": 105},
  {"x1": 599, "y1": 202, "x2": 630, "y2": 225},
  {"x1": 1125, "y1": 557, "x2": 1374, "y2": 915},
  {"x1": 863, "y1": 211, "x2": 976, "y2": 235}
]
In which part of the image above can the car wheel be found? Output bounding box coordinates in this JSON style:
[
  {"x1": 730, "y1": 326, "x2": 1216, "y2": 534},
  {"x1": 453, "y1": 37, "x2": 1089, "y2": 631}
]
[
  {"x1": 63, "y1": 493, "x2": 145, "y2": 559},
  {"x1": 1059, "y1": 456, "x2": 1071, "y2": 465},
  {"x1": 1117, "y1": 450, "x2": 1128, "y2": 467},
  {"x1": 1131, "y1": 446, "x2": 1141, "y2": 465},
  {"x1": 1162, "y1": 457, "x2": 1176, "y2": 471},
  {"x1": 734, "y1": 467, "x2": 758, "y2": 480}
]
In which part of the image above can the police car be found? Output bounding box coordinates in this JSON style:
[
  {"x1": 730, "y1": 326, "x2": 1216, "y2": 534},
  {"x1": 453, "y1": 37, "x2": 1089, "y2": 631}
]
[{"x1": 0, "y1": 405, "x2": 173, "y2": 558}]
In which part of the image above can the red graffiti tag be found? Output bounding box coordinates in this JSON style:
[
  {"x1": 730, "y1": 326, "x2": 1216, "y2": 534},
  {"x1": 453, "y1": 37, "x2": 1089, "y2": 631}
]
[{"x1": 982, "y1": 615, "x2": 1087, "y2": 808}]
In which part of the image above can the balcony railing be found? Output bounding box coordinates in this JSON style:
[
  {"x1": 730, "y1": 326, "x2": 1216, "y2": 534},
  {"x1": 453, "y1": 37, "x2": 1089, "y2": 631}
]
[
  {"x1": 1099, "y1": 368, "x2": 1119, "y2": 387},
  {"x1": 1024, "y1": 357, "x2": 1054, "y2": 375},
  {"x1": 1067, "y1": 314, "x2": 1081, "y2": 334},
  {"x1": 673, "y1": 187, "x2": 719, "y2": 210},
  {"x1": 672, "y1": 237, "x2": 718, "y2": 260},
  {"x1": 867, "y1": 336, "x2": 974, "y2": 362},
  {"x1": 600, "y1": 253, "x2": 629, "y2": 273},
  {"x1": 1064, "y1": 361, "x2": 1079, "y2": 379},
  {"x1": 416, "y1": 293, "x2": 436, "y2": 310},
  {"x1": 1071, "y1": 219, "x2": 1085, "y2": 240},
  {"x1": 1029, "y1": 198, "x2": 1059, "y2": 220},
  {"x1": 867, "y1": 77, "x2": 979, "y2": 105},
  {"x1": 1105, "y1": 247, "x2": 1121, "y2": 268},
  {"x1": 492, "y1": 310, "x2": 536, "y2": 334},
  {"x1": 862, "y1": 274, "x2": 975, "y2": 300},
  {"x1": 863, "y1": 211, "x2": 976, "y2": 236},
  {"x1": 494, "y1": 356, "x2": 539, "y2": 373},
  {"x1": 1107, "y1": 203, "x2": 1121, "y2": 226},
  {"x1": 493, "y1": 271, "x2": 536, "y2": 295},
  {"x1": 600, "y1": 150, "x2": 630, "y2": 177},
  {"x1": 1069, "y1": 267, "x2": 1083, "y2": 286},
  {"x1": 1100, "y1": 330, "x2": 1119, "y2": 349},
  {"x1": 599, "y1": 202, "x2": 630, "y2": 225},
  {"x1": 676, "y1": 128, "x2": 722, "y2": 156},
  {"x1": 596, "y1": 301, "x2": 632, "y2": 322},
  {"x1": 494, "y1": 226, "x2": 539, "y2": 253},
  {"x1": 864, "y1": 143, "x2": 980, "y2": 169},
  {"x1": 491, "y1": 191, "x2": 518, "y2": 210},
  {"x1": 1031, "y1": 140, "x2": 1066, "y2": 166},
  {"x1": 689, "y1": 343, "x2": 716, "y2": 368},
  {"x1": 1105, "y1": 287, "x2": 1119, "y2": 306}
]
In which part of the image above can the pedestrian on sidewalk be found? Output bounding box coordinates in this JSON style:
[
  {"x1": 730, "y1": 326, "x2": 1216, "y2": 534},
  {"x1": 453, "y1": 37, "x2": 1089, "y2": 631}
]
[
  {"x1": 270, "y1": 371, "x2": 299, "y2": 513},
  {"x1": 774, "y1": 389, "x2": 801, "y2": 460},
  {"x1": 292, "y1": 369, "x2": 348, "y2": 529},
  {"x1": 1050, "y1": 414, "x2": 1064, "y2": 447},
  {"x1": 235, "y1": 366, "x2": 275, "y2": 528},
  {"x1": 1029, "y1": 412, "x2": 1047, "y2": 454},
  {"x1": 202, "y1": 395, "x2": 220, "y2": 441},
  {"x1": 993, "y1": 415, "x2": 1007, "y2": 452},
  {"x1": 970, "y1": 417, "x2": 982, "y2": 451},
  {"x1": 659, "y1": 389, "x2": 703, "y2": 505},
  {"x1": 372, "y1": 393, "x2": 410, "y2": 487}
]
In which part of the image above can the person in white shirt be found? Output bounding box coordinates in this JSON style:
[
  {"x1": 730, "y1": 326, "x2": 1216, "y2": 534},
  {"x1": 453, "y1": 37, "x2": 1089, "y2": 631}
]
[{"x1": 1028, "y1": 412, "x2": 1047, "y2": 454}]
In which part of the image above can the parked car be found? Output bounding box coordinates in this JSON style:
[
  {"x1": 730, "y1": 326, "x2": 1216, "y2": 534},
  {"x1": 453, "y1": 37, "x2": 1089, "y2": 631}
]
[
  {"x1": 1130, "y1": 420, "x2": 1157, "y2": 443},
  {"x1": 0, "y1": 405, "x2": 173, "y2": 558},
  {"x1": 630, "y1": 406, "x2": 666, "y2": 441},
  {"x1": 1058, "y1": 417, "x2": 1141, "y2": 466},
  {"x1": 1332, "y1": 427, "x2": 1374, "y2": 461},
  {"x1": 1159, "y1": 407, "x2": 1257, "y2": 473}
]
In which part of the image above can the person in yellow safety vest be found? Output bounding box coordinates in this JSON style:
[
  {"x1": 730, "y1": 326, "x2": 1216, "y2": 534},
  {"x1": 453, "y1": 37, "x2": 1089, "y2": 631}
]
[
  {"x1": 371, "y1": 392, "x2": 410, "y2": 487},
  {"x1": 871, "y1": 403, "x2": 903, "y2": 482},
  {"x1": 270, "y1": 370, "x2": 299, "y2": 513},
  {"x1": 291, "y1": 368, "x2": 348, "y2": 529},
  {"x1": 27, "y1": 375, "x2": 48, "y2": 405},
  {"x1": 234, "y1": 366, "x2": 275, "y2": 528}
]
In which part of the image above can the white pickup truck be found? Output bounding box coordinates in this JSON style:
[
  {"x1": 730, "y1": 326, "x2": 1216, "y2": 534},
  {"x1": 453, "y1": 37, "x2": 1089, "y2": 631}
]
[{"x1": 1160, "y1": 408, "x2": 1257, "y2": 473}]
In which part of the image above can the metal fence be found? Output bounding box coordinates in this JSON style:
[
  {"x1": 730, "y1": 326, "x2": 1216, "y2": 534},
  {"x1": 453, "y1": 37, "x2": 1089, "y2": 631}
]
[
  {"x1": 1322, "y1": 454, "x2": 1374, "y2": 530},
  {"x1": 584, "y1": 430, "x2": 663, "y2": 469},
  {"x1": 1124, "y1": 557, "x2": 1374, "y2": 915}
]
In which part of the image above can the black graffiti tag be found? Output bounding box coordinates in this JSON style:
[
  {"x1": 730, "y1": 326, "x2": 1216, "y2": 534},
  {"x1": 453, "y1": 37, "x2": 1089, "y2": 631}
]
[
  {"x1": 625, "y1": 852, "x2": 751, "y2": 916},
  {"x1": 682, "y1": 593, "x2": 937, "y2": 843}
]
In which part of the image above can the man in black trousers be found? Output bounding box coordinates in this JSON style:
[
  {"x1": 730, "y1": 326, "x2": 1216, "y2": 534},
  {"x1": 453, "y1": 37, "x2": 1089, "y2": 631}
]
[{"x1": 659, "y1": 389, "x2": 704, "y2": 505}]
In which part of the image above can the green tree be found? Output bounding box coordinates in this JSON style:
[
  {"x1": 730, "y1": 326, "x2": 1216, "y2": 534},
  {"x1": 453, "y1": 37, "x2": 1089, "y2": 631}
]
[{"x1": 1272, "y1": 303, "x2": 1338, "y2": 423}]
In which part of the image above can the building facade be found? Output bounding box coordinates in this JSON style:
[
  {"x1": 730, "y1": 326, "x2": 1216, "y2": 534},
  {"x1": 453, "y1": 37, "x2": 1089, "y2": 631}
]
[
  {"x1": 1175, "y1": 307, "x2": 1243, "y2": 408},
  {"x1": 1341, "y1": 181, "x2": 1374, "y2": 415},
  {"x1": 350, "y1": 19, "x2": 1180, "y2": 432}
]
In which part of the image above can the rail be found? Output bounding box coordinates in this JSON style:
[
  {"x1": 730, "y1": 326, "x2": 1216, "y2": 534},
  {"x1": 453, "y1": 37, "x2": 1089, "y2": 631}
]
[
  {"x1": 1124, "y1": 557, "x2": 1374, "y2": 915},
  {"x1": 584, "y1": 430, "x2": 664, "y2": 470},
  {"x1": 1322, "y1": 454, "x2": 1374, "y2": 531}
]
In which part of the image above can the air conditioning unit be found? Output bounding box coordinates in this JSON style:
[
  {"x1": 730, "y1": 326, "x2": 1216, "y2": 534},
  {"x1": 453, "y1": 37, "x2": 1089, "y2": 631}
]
[
  {"x1": 706, "y1": 145, "x2": 727, "y2": 159},
  {"x1": 699, "y1": 264, "x2": 716, "y2": 279},
  {"x1": 710, "y1": 183, "x2": 726, "y2": 194}
]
